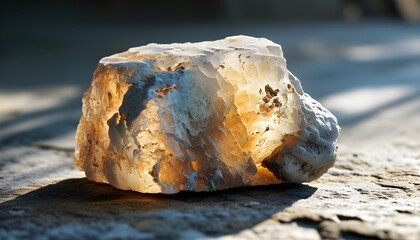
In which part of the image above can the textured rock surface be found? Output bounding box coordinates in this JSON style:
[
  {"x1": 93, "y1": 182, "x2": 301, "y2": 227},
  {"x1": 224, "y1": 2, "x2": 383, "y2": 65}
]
[
  {"x1": 75, "y1": 36, "x2": 339, "y2": 193},
  {"x1": 1, "y1": 22, "x2": 419, "y2": 240}
]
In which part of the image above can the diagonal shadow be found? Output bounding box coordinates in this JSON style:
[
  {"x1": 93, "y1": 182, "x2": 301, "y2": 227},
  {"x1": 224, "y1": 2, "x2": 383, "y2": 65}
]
[
  {"x1": 0, "y1": 94, "x2": 81, "y2": 146},
  {"x1": 0, "y1": 178, "x2": 316, "y2": 239},
  {"x1": 0, "y1": 91, "x2": 81, "y2": 132}
]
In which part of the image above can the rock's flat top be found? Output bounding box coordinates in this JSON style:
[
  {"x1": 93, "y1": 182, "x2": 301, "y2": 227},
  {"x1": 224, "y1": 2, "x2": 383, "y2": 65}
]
[
  {"x1": 101, "y1": 35, "x2": 280, "y2": 64},
  {"x1": 1, "y1": 22, "x2": 420, "y2": 239}
]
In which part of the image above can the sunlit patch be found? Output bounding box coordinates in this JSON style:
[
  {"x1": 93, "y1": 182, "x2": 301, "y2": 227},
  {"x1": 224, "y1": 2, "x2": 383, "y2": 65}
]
[
  {"x1": 321, "y1": 85, "x2": 418, "y2": 117},
  {"x1": 343, "y1": 38, "x2": 420, "y2": 61},
  {"x1": 300, "y1": 37, "x2": 420, "y2": 62},
  {"x1": 0, "y1": 86, "x2": 80, "y2": 121}
]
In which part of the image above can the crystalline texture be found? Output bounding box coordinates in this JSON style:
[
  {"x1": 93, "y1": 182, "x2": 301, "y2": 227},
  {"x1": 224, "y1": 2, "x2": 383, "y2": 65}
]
[{"x1": 75, "y1": 36, "x2": 340, "y2": 194}]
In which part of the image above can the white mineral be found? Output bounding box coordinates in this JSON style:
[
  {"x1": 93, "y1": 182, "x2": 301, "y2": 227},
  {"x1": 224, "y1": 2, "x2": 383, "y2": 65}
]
[{"x1": 75, "y1": 36, "x2": 340, "y2": 194}]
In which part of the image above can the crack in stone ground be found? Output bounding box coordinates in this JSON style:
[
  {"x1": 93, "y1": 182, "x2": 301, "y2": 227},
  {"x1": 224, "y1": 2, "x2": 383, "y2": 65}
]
[{"x1": 274, "y1": 212, "x2": 403, "y2": 240}]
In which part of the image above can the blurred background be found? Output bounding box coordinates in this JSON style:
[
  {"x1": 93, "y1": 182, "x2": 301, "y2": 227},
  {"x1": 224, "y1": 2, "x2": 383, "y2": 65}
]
[{"x1": 0, "y1": 0, "x2": 419, "y2": 172}]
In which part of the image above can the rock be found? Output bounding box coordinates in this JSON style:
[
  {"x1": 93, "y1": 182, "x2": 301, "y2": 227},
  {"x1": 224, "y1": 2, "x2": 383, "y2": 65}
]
[{"x1": 74, "y1": 35, "x2": 340, "y2": 193}]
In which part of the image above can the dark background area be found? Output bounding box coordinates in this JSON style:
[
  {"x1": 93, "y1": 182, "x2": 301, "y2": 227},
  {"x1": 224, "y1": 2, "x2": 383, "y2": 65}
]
[
  {"x1": 1, "y1": 0, "x2": 418, "y2": 90},
  {"x1": 0, "y1": 0, "x2": 403, "y2": 24}
]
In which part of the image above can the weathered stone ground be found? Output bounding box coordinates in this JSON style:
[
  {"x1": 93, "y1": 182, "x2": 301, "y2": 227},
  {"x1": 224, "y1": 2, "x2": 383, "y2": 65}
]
[{"x1": 1, "y1": 22, "x2": 419, "y2": 239}]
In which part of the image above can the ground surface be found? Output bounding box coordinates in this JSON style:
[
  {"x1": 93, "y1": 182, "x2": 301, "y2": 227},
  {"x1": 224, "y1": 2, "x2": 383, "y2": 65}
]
[{"x1": 1, "y1": 22, "x2": 420, "y2": 239}]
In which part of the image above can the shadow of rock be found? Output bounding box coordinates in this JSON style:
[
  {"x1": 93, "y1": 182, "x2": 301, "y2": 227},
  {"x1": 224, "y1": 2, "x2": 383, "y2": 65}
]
[{"x1": 0, "y1": 178, "x2": 316, "y2": 239}]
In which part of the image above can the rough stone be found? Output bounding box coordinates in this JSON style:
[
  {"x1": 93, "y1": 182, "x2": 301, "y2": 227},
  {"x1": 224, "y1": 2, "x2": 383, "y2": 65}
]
[{"x1": 75, "y1": 36, "x2": 340, "y2": 193}]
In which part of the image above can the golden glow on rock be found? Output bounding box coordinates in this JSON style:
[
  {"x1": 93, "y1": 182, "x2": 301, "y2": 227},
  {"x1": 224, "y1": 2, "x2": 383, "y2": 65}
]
[{"x1": 75, "y1": 36, "x2": 340, "y2": 194}]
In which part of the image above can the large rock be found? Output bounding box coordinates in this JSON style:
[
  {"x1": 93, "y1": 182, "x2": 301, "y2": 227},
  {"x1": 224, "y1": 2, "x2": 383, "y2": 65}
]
[{"x1": 74, "y1": 36, "x2": 339, "y2": 193}]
